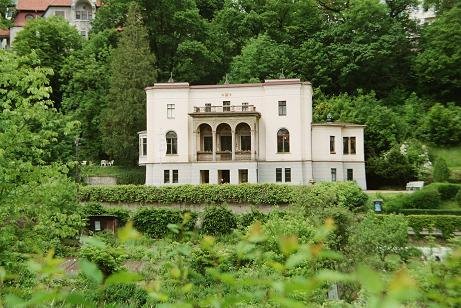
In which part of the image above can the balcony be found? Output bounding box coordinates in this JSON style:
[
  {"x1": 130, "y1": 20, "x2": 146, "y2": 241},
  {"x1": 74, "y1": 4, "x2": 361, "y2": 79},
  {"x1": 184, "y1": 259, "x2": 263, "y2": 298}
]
[{"x1": 190, "y1": 105, "x2": 260, "y2": 118}]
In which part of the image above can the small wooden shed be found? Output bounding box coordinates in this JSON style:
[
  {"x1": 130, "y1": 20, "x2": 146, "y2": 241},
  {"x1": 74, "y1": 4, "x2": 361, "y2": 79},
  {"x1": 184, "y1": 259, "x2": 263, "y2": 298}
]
[{"x1": 87, "y1": 215, "x2": 119, "y2": 233}]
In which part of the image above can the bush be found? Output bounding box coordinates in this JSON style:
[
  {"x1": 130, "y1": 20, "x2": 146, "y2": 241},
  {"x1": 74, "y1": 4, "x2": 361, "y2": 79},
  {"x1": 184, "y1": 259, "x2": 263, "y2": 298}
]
[
  {"x1": 79, "y1": 184, "x2": 295, "y2": 205},
  {"x1": 294, "y1": 182, "x2": 367, "y2": 209},
  {"x1": 79, "y1": 245, "x2": 126, "y2": 276},
  {"x1": 201, "y1": 206, "x2": 237, "y2": 235},
  {"x1": 238, "y1": 210, "x2": 267, "y2": 229},
  {"x1": 387, "y1": 189, "x2": 442, "y2": 211},
  {"x1": 132, "y1": 208, "x2": 197, "y2": 238},
  {"x1": 406, "y1": 215, "x2": 461, "y2": 239},
  {"x1": 433, "y1": 158, "x2": 450, "y2": 182},
  {"x1": 396, "y1": 209, "x2": 461, "y2": 215},
  {"x1": 436, "y1": 184, "x2": 460, "y2": 201},
  {"x1": 101, "y1": 283, "x2": 148, "y2": 306},
  {"x1": 456, "y1": 190, "x2": 461, "y2": 205}
]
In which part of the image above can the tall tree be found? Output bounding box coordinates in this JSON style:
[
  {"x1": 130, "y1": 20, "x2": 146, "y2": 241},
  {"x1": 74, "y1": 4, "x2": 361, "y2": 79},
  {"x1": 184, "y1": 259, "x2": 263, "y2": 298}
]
[
  {"x1": 414, "y1": 4, "x2": 461, "y2": 103},
  {"x1": 101, "y1": 3, "x2": 156, "y2": 166},
  {"x1": 13, "y1": 16, "x2": 83, "y2": 106}
]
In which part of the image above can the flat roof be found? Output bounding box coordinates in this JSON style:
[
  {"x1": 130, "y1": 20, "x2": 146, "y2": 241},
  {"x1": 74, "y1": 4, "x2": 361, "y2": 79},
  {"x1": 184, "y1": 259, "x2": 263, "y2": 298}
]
[
  {"x1": 145, "y1": 79, "x2": 312, "y2": 91},
  {"x1": 312, "y1": 122, "x2": 366, "y2": 128}
]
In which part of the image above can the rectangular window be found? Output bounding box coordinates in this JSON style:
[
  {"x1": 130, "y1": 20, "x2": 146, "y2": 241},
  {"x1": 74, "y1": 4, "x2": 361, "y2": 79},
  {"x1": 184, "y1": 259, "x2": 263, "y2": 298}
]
[
  {"x1": 223, "y1": 101, "x2": 230, "y2": 112},
  {"x1": 205, "y1": 103, "x2": 211, "y2": 112},
  {"x1": 242, "y1": 102, "x2": 249, "y2": 111},
  {"x1": 239, "y1": 169, "x2": 248, "y2": 183},
  {"x1": 167, "y1": 104, "x2": 175, "y2": 119},
  {"x1": 343, "y1": 137, "x2": 349, "y2": 154},
  {"x1": 278, "y1": 101, "x2": 287, "y2": 116},
  {"x1": 331, "y1": 168, "x2": 337, "y2": 182},
  {"x1": 164, "y1": 170, "x2": 170, "y2": 183},
  {"x1": 330, "y1": 136, "x2": 335, "y2": 154},
  {"x1": 203, "y1": 136, "x2": 212, "y2": 152},
  {"x1": 220, "y1": 136, "x2": 232, "y2": 151},
  {"x1": 94, "y1": 220, "x2": 101, "y2": 231},
  {"x1": 276, "y1": 168, "x2": 283, "y2": 182},
  {"x1": 172, "y1": 170, "x2": 178, "y2": 183},
  {"x1": 350, "y1": 137, "x2": 356, "y2": 154},
  {"x1": 240, "y1": 135, "x2": 251, "y2": 151},
  {"x1": 347, "y1": 169, "x2": 354, "y2": 181},
  {"x1": 200, "y1": 170, "x2": 209, "y2": 184},
  {"x1": 55, "y1": 10, "x2": 65, "y2": 17},
  {"x1": 285, "y1": 168, "x2": 291, "y2": 183},
  {"x1": 80, "y1": 31, "x2": 87, "y2": 38},
  {"x1": 141, "y1": 137, "x2": 147, "y2": 156}
]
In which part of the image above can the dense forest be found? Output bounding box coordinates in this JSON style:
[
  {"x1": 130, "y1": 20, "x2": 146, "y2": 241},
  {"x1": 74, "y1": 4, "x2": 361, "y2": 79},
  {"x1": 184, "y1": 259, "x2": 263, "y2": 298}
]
[{"x1": 2, "y1": 0, "x2": 461, "y2": 187}]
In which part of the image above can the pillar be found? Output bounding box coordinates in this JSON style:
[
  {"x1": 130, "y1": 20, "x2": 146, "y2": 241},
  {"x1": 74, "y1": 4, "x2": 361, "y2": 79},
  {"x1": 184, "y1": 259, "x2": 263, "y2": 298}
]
[
  {"x1": 212, "y1": 130, "x2": 216, "y2": 161},
  {"x1": 192, "y1": 130, "x2": 197, "y2": 161},
  {"x1": 251, "y1": 129, "x2": 256, "y2": 160},
  {"x1": 231, "y1": 129, "x2": 236, "y2": 161}
]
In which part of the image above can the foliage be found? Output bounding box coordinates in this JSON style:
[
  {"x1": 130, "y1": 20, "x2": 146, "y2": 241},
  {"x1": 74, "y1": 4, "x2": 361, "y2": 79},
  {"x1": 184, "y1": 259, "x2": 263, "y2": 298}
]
[
  {"x1": 79, "y1": 202, "x2": 131, "y2": 226},
  {"x1": 100, "y1": 2, "x2": 157, "y2": 165},
  {"x1": 433, "y1": 157, "x2": 451, "y2": 182},
  {"x1": 414, "y1": 4, "x2": 461, "y2": 102},
  {"x1": 394, "y1": 208, "x2": 461, "y2": 215},
  {"x1": 238, "y1": 210, "x2": 268, "y2": 229},
  {"x1": 418, "y1": 103, "x2": 461, "y2": 146},
  {"x1": 201, "y1": 206, "x2": 237, "y2": 235},
  {"x1": 348, "y1": 213, "x2": 408, "y2": 262},
  {"x1": 406, "y1": 214, "x2": 461, "y2": 238},
  {"x1": 79, "y1": 242, "x2": 126, "y2": 276},
  {"x1": 13, "y1": 16, "x2": 83, "y2": 104},
  {"x1": 79, "y1": 183, "x2": 297, "y2": 205},
  {"x1": 133, "y1": 208, "x2": 197, "y2": 238},
  {"x1": 101, "y1": 283, "x2": 148, "y2": 306},
  {"x1": 456, "y1": 189, "x2": 461, "y2": 205},
  {"x1": 426, "y1": 183, "x2": 460, "y2": 200},
  {"x1": 61, "y1": 30, "x2": 118, "y2": 160},
  {"x1": 386, "y1": 189, "x2": 442, "y2": 211}
]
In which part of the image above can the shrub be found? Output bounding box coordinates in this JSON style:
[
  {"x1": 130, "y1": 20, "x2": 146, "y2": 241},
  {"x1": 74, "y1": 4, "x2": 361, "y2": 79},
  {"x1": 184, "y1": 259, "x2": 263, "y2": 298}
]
[
  {"x1": 295, "y1": 182, "x2": 367, "y2": 209},
  {"x1": 456, "y1": 189, "x2": 461, "y2": 205},
  {"x1": 79, "y1": 245, "x2": 126, "y2": 276},
  {"x1": 101, "y1": 283, "x2": 148, "y2": 306},
  {"x1": 387, "y1": 189, "x2": 442, "y2": 211},
  {"x1": 406, "y1": 215, "x2": 461, "y2": 239},
  {"x1": 201, "y1": 206, "x2": 237, "y2": 235},
  {"x1": 396, "y1": 209, "x2": 461, "y2": 215},
  {"x1": 238, "y1": 210, "x2": 267, "y2": 229},
  {"x1": 132, "y1": 208, "x2": 197, "y2": 238},
  {"x1": 435, "y1": 184, "x2": 461, "y2": 201},
  {"x1": 433, "y1": 158, "x2": 450, "y2": 182}
]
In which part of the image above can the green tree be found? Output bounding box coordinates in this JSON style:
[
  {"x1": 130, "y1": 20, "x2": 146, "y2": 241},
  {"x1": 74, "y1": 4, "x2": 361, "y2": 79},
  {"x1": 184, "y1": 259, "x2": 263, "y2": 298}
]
[
  {"x1": 433, "y1": 157, "x2": 450, "y2": 182},
  {"x1": 417, "y1": 103, "x2": 461, "y2": 145},
  {"x1": 101, "y1": 3, "x2": 156, "y2": 165},
  {"x1": 13, "y1": 16, "x2": 83, "y2": 105},
  {"x1": 61, "y1": 30, "x2": 118, "y2": 160},
  {"x1": 414, "y1": 4, "x2": 461, "y2": 103},
  {"x1": 0, "y1": 0, "x2": 12, "y2": 28},
  {"x1": 228, "y1": 34, "x2": 294, "y2": 83}
]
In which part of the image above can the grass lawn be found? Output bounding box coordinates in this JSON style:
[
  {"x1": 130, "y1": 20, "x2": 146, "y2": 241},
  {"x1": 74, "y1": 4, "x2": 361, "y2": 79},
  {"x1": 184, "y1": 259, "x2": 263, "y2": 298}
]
[{"x1": 81, "y1": 165, "x2": 145, "y2": 184}]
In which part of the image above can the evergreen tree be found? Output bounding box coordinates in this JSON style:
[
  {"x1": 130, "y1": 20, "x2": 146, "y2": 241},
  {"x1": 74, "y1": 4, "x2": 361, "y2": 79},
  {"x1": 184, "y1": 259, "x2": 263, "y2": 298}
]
[
  {"x1": 432, "y1": 157, "x2": 450, "y2": 182},
  {"x1": 101, "y1": 3, "x2": 156, "y2": 165}
]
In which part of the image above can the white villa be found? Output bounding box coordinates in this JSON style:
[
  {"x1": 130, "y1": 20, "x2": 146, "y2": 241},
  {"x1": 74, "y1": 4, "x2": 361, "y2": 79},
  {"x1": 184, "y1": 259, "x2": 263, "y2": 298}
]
[{"x1": 139, "y1": 79, "x2": 367, "y2": 189}]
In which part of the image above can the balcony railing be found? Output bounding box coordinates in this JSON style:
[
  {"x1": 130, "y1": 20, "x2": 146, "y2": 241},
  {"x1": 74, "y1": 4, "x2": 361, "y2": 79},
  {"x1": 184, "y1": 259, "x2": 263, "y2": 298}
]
[{"x1": 193, "y1": 105, "x2": 256, "y2": 113}]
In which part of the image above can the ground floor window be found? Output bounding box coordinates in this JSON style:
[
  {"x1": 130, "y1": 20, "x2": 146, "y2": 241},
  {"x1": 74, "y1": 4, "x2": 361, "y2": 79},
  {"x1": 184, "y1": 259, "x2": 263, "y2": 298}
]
[
  {"x1": 347, "y1": 168, "x2": 353, "y2": 181},
  {"x1": 276, "y1": 168, "x2": 283, "y2": 182},
  {"x1": 164, "y1": 170, "x2": 170, "y2": 183},
  {"x1": 239, "y1": 169, "x2": 248, "y2": 183},
  {"x1": 200, "y1": 170, "x2": 209, "y2": 184},
  {"x1": 331, "y1": 168, "x2": 337, "y2": 182},
  {"x1": 172, "y1": 170, "x2": 178, "y2": 183},
  {"x1": 218, "y1": 170, "x2": 230, "y2": 184},
  {"x1": 285, "y1": 168, "x2": 291, "y2": 182}
]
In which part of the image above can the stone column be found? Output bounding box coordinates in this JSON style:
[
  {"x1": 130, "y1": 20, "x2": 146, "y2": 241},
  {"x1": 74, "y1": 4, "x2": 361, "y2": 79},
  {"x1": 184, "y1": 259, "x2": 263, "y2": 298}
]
[
  {"x1": 192, "y1": 130, "x2": 197, "y2": 161},
  {"x1": 251, "y1": 129, "x2": 256, "y2": 160},
  {"x1": 231, "y1": 129, "x2": 236, "y2": 161},
  {"x1": 212, "y1": 130, "x2": 216, "y2": 161}
]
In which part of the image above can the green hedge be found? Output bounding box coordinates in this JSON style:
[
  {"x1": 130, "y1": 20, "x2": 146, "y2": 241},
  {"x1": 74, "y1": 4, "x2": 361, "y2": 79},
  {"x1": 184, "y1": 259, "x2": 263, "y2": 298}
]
[
  {"x1": 386, "y1": 189, "x2": 442, "y2": 211},
  {"x1": 79, "y1": 184, "x2": 298, "y2": 205},
  {"x1": 396, "y1": 209, "x2": 461, "y2": 216},
  {"x1": 79, "y1": 182, "x2": 367, "y2": 207},
  {"x1": 405, "y1": 215, "x2": 461, "y2": 239},
  {"x1": 132, "y1": 208, "x2": 197, "y2": 238},
  {"x1": 201, "y1": 206, "x2": 237, "y2": 235},
  {"x1": 425, "y1": 183, "x2": 461, "y2": 201}
]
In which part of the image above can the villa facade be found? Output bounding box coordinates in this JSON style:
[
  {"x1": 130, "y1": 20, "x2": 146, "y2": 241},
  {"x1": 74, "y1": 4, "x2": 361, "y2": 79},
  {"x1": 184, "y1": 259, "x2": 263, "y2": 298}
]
[{"x1": 139, "y1": 79, "x2": 367, "y2": 189}]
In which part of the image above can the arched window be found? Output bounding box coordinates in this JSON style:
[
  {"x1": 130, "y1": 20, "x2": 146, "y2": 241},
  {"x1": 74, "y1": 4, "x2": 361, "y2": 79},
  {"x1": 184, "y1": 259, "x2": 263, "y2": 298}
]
[
  {"x1": 277, "y1": 128, "x2": 290, "y2": 153},
  {"x1": 166, "y1": 131, "x2": 177, "y2": 154}
]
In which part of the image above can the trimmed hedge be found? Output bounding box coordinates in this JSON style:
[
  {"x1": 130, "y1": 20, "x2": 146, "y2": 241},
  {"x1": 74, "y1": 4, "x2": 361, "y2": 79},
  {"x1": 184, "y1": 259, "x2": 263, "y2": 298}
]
[
  {"x1": 386, "y1": 189, "x2": 442, "y2": 211},
  {"x1": 79, "y1": 182, "x2": 367, "y2": 207},
  {"x1": 425, "y1": 183, "x2": 461, "y2": 201},
  {"x1": 201, "y1": 206, "x2": 237, "y2": 235},
  {"x1": 405, "y1": 215, "x2": 461, "y2": 239},
  {"x1": 396, "y1": 209, "x2": 461, "y2": 216},
  {"x1": 132, "y1": 208, "x2": 197, "y2": 238}
]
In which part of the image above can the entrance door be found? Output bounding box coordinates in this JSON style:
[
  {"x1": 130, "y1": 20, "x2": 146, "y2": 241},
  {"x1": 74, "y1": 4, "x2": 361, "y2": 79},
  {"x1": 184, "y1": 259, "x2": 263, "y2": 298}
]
[{"x1": 218, "y1": 170, "x2": 230, "y2": 184}]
